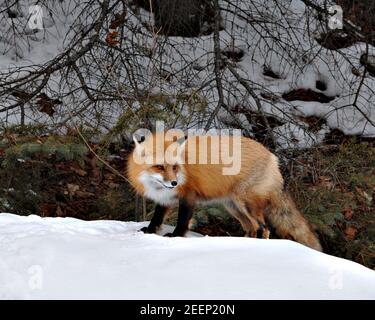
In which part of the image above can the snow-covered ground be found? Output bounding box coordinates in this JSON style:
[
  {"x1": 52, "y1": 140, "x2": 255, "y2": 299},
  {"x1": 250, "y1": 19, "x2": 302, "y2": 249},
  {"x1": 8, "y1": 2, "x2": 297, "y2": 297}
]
[{"x1": 0, "y1": 213, "x2": 374, "y2": 300}]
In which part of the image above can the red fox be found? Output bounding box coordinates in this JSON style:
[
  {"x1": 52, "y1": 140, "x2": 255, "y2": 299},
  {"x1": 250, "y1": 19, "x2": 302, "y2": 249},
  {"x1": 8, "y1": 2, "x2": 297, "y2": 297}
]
[{"x1": 127, "y1": 132, "x2": 322, "y2": 251}]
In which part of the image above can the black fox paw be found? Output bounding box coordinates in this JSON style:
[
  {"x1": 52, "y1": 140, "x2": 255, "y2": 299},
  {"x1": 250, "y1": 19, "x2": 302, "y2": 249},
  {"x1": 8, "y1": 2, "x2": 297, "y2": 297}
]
[
  {"x1": 163, "y1": 232, "x2": 175, "y2": 237},
  {"x1": 139, "y1": 226, "x2": 157, "y2": 234},
  {"x1": 164, "y1": 232, "x2": 185, "y2": 237}
]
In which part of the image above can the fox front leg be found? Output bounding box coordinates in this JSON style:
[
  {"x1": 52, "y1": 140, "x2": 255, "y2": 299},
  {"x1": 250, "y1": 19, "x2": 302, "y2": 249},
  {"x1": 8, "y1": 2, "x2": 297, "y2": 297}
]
[
  {"x1": 140, "y1": 205, "x2": 170, "y2": 234},
  {"x1": 164, "y1": 198, "x2": 194, "y2": 237}
]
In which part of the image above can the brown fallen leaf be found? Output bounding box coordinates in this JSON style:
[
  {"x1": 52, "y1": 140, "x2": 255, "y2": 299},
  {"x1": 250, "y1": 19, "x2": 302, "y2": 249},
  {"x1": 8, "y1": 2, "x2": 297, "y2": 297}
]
[
  {"x1": 36, "y1": 93, "x2": 62, "y2": 117},
  {"x1": 109, "y1": 11, "x2": 127, "y2": 29},
  {"x1": 105, "y1": 30, "x2": 119, "y2": 46},
  {"x1": 344, "y1": 226, "x2": 357, "y2": 241}
]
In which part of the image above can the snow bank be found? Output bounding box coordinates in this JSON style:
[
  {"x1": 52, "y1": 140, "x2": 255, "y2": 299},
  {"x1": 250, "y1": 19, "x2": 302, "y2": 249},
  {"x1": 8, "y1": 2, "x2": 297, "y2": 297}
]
[{"x1": 0, "y1": 213, "x2": 374, "y2": 300}]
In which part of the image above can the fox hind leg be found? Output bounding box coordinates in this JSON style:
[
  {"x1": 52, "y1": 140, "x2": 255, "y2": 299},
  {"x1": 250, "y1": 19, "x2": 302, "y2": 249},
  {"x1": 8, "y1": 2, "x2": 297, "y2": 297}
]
[
  {"x1": 225, "y1": 198, "x2": 259, "y2": 238},
  {"x1": 245, "y1": 195, "x2": 271, "y2": 239}
]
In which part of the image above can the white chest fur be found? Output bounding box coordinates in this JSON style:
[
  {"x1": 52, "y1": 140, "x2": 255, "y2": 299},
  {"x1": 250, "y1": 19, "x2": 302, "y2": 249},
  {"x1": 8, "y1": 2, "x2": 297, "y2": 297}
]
[{"x1": 138, "y1": 172, "x2": 179, "y2": 206}]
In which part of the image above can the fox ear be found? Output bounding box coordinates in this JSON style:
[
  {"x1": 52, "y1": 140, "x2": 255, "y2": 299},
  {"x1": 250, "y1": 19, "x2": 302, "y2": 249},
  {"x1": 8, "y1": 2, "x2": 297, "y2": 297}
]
[{"x1": 133, "y1": 134, "x2": 140, "y2": 146}]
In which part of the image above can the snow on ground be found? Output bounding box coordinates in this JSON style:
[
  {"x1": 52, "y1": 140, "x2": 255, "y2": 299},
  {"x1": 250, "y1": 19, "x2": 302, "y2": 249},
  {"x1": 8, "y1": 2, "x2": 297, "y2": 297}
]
[{"x1": 0, "y1": 213, "x2": 374, "y2": 300}]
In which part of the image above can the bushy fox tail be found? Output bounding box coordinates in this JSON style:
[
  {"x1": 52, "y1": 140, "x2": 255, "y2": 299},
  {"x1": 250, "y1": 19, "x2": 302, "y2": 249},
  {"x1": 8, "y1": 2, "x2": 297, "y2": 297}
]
[{"x1": 268, "y1": 191, "x2": 322, "y2": 251}]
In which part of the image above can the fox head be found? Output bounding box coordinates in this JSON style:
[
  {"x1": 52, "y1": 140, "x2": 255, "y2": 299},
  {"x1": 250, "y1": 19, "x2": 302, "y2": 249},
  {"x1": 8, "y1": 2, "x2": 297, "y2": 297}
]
[
  {"x1": 139, "y1": 162, "x2": 185, "y2": 189},
  {"x1": 129, "y1": 133, "x2": 186, "y2": 205}
]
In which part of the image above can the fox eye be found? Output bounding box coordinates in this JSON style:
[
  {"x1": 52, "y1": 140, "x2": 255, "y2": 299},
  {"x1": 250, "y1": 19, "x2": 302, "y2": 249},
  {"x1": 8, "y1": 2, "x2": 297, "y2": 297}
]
[
  {"x1": 154, "y1": 165, "x2": 164, "y2": 170},
  {"x1": 172, "y1": 165, "x2": 178, "y2": 171}
]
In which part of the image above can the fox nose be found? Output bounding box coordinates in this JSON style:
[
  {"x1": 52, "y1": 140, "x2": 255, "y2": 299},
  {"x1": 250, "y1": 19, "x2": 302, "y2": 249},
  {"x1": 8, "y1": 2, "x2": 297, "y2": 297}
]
[{"x1": 171, "y1": 181, "x2": 178, "y2": 187}]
